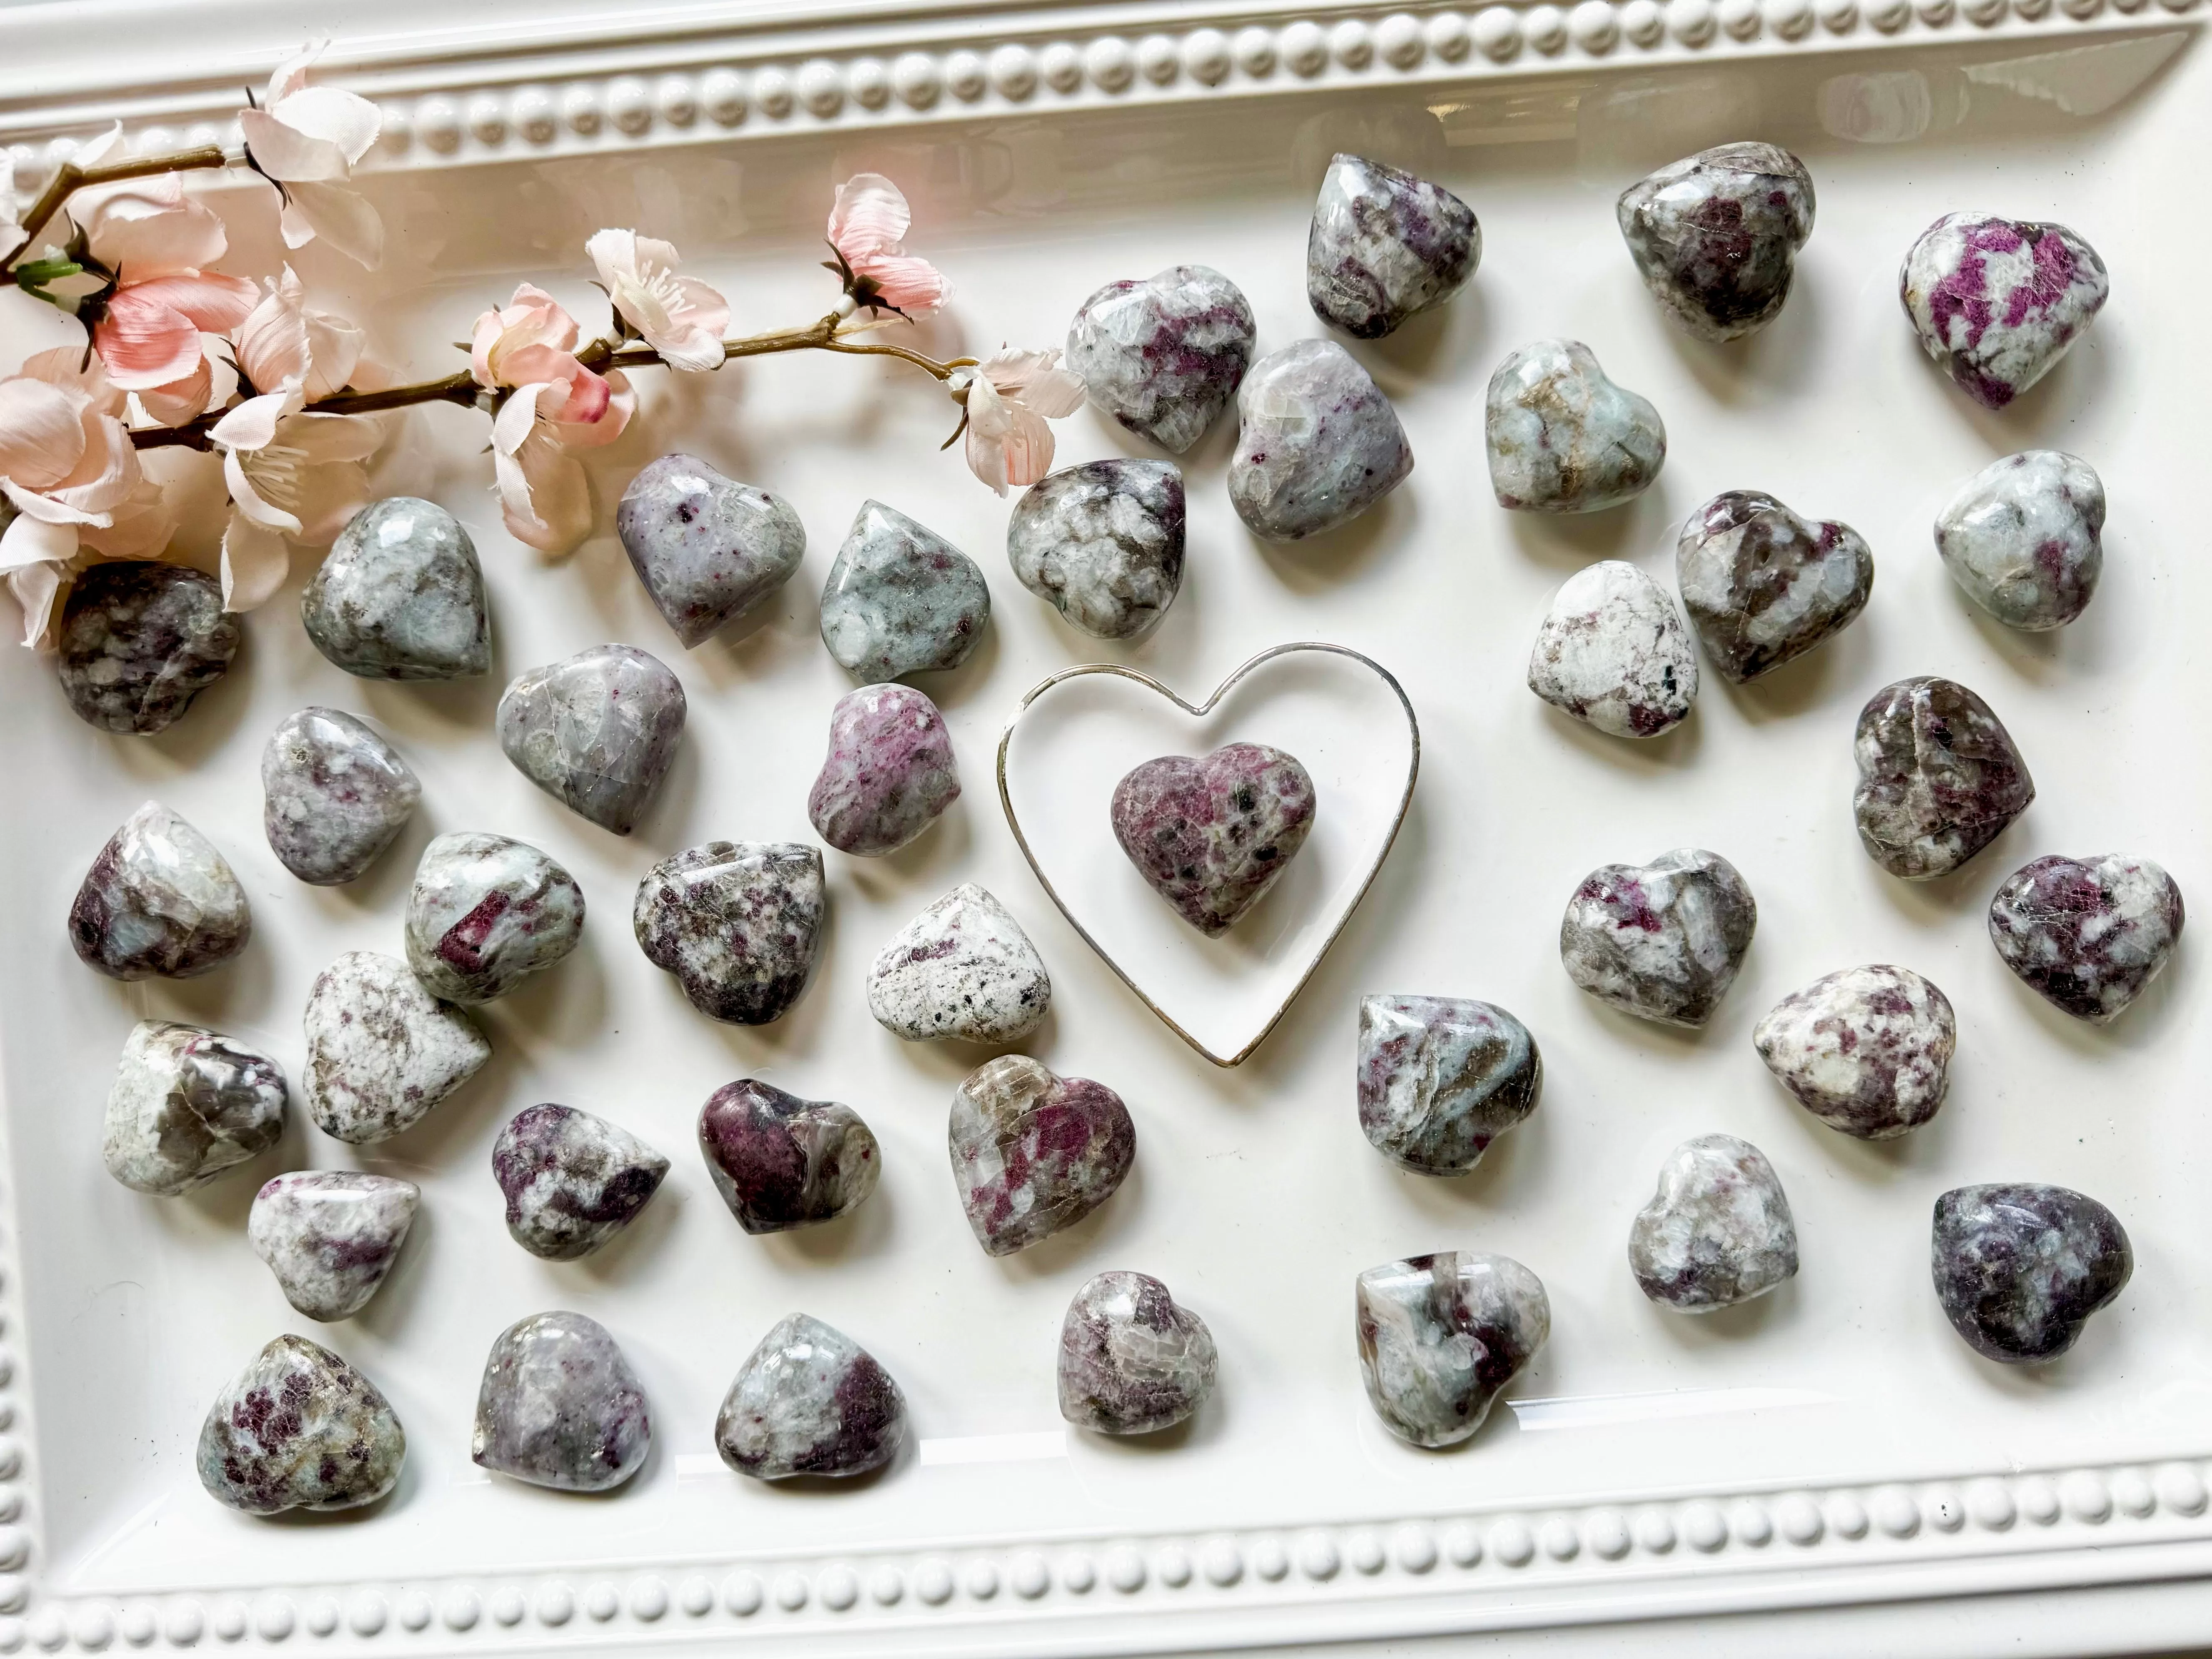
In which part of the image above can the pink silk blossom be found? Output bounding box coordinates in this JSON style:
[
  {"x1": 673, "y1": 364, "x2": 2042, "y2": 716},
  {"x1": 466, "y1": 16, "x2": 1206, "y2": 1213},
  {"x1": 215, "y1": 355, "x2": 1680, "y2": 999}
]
[
  {"x1": 0, "y1": 349, "x2": 175, "y2": 645},
  {"x1": 585, "y1": 229, "x2": 728, "y2": 372},
  {"x1": 207, "y1": 385, "x2": 383, "y2": 609},
  {"x1": 76, "y1": 177, "x2": 256, "y2": 409},
  {"x1": 827, "y1": 174, "x2": 951, "y2": 315},
  {"x1": 960, "y1": 347, "x2": 1087, "y2": 494},
  {"x1": 237, "y1": 42, "x2": 385, "y2": 269},
  {"x1": 235, "y1": 266, "x2": 367, "y2": 401}
]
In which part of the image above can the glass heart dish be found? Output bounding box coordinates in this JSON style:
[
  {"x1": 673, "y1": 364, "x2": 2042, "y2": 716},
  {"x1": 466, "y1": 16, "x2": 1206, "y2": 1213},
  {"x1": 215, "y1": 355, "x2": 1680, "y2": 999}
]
[{"x1": 996, "y1": 642, "x2": 1419, "y2": 1066}]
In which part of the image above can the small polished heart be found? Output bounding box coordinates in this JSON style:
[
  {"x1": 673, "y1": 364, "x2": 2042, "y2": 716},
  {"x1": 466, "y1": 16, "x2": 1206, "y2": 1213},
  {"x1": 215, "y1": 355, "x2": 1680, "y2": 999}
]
[{"x1": 1111, "y1": 742, "x2": 1316, "y2": 937}]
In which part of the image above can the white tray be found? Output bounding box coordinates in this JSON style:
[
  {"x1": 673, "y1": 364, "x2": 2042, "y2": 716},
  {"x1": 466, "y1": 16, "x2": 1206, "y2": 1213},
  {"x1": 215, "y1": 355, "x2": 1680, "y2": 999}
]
[{"x1": 2, "y1": 2, "x2": 2210, "y2": 1654}]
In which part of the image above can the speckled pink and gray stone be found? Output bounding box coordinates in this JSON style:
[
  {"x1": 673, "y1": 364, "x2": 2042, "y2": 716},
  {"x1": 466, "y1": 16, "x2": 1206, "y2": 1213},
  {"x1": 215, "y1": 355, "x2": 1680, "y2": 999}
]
[
  {"x1": 56, "y1": 561, "x2": 239, "y2": 735},
  {"x1": 806, "y1": 684, "x2": 960, "y2": 857},
  {"x1": 1527, "y1": 561, "x2": 1698, "y2": 739},
  {"x1": 70, "y1": 802, "x2": 250, "y2": 980},
  {"x1": 302, "y1": 498, "x2": 491, "y2": 680},
  {"x1": 1307, "y1": 154, "x2": 1479, "y2": 340},
  {"x1": 1630, "y1": 1135, "x2": 1798, "y2": 1312},
  {"x1": 1059, "y1": 1271, "x2": 1217, "y2": 1435},
  {"x1": 633, "y1": 842, "x2": 824, "y2": 1025},
  {"x1": 1988, "y1": 854, "x2": 2183, "y2": 1024},
  {"x1": 616, "y1": 454, "x2": 807, "y2": 648},
  {"x1": 493, "y1": 1104, "x2": 669, "y2": 1261},
  {"x1": 867, "y1": 883, "x2": 1051, "y2": 1043},
  {"x1": 1900, "y1": 212, "x2": 2109, "y2": 409},
  {"x1": 472, "y1": 1311, "x2": 651, "y2": 1492},
  {"x1": 102, "y1": 1021, "x2": 286, "y2": 1195},
  {"x1": 950, "y1": 1056, "x2": 1136, "y2": 1258},
  {"x1": 715, "y1": 1313, "x2": 906, "y2": 1481},
  {"x1": 197, "y1": 1335, "x2": 405, "y2": 1514},
  {"x1": 1853, "y1": 676, "x2": 2034, "y2": 881},
  {"x1": 496, "y1": 645, "x2": 686, "y2": 836},
  {"x1": 1486, "y1": 340, "x2": 1665, "y2": 513},
  {"x1": 1754, "y1": 965, "x2": 1955, "y2": 1140},
  {"x1": 698, "y1": 1079, "x2": 880, "y2": 1236},
  {"x1": 1066, "y1": 264, "x2": 1254, "y2": 453},
  {"x1": 1356, "y1": 1252, "x2": 1548, "y2": 1449},
  {"x1": 1111, "y1": 742, "x2": 1316, "y2": 937},
  {"x1": 1229, "y1": 340, "x2": 1412, "y2": 541},
  {"x1": 261, "y1": 708, "x2": 420, "y2": 885},
  {"x1": 1560, "y1": 849, "x2": 1756, "y2": 1028},
  {"x1": 302, "y1": 950, "x2": 491, "y2": 1144},
  {"x1": 1007, "y1": 459, "x2": 1186, "y2": 639},
  {"x1": 1617, "y1": 143, "x2": 1815, "y2": 342},
  {"x1": 1933, "y1": 1184, "x2": 2130, "y2": 1363},
  {"x1": 403, "y1": 831, "x2": 585, "y2": 1004},
  {"x1": 248, "y1": 1172, "x2": 420, "y2": 1321},
  {"x1": 1935, "y1": 451, "x2": 2105, "y2": 630},
  {"x1": 819, "y1": 501, "x2": 989, "y2": 681},
  {"x1": 1357, "y1": 995, "x2": 1541, "y2": 1176},
  {"x1": 1676, "y1": 492, "x2": 1873, "y2": 683}
]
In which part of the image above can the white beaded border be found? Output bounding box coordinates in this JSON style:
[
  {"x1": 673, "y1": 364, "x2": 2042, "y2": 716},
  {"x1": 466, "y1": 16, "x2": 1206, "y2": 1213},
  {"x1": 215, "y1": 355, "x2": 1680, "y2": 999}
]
[
  {"x1": 0, "y1": 1457, "x2": 2208, "y2": 1651},
  {"x1": 0, "y1": 0, "x2": 2201, "y2": 182}
]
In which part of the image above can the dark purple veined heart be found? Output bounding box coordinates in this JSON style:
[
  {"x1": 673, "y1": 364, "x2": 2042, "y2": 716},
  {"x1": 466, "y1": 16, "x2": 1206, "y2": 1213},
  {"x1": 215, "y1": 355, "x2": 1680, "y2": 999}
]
[{"x1": 1109, "y1": 741, "x2": 1316, "y2": 936}]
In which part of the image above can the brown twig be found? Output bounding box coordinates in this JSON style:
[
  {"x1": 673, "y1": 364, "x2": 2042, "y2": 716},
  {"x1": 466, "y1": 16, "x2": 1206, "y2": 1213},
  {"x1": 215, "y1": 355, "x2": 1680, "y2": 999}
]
[{"x1": 5, "y1": 145, "x2": 231, "y2": 271}]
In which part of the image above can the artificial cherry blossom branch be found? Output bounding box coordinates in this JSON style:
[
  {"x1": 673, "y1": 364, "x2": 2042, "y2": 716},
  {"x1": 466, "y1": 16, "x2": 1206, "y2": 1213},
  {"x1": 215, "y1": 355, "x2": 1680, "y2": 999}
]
[{"x1": 126, "y1": 316, "x2": 984, "y2": 451}]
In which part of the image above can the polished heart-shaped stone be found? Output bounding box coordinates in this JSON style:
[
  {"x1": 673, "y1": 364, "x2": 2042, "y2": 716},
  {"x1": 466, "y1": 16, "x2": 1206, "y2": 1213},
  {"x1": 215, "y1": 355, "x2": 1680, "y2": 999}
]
[
  {"x1": 249, "y1": 1172, "x2": 420, "y2": 1322},
  {"x1": 1987, "y1": 854, "x2": 2183, "y2": 1024},
  {"x1": 698, "y1": 1079, "x2": 880, "y2": 1235},
  {"x1": 1853, "y1": 676, "x2": 2034, "y2": 880},
  {"x1": 1527, "y1": 560, "x2": 1698, "y2": 739},
  {"x1": 1932, "y1": 1184, "x2": 2130, "y2": 1363},
  {"x1": 103, "y1": 1021, "x2": 286, "y2": 1196},
  {"x1": 1935, "y1": 450, "x2": 2105, "y2": 631},
  {"x1": 56, "y1": 561, "x2": 239, "y2": 735},
  {"x1": 807, "y1": 683, "x2": 960, "y2": 857},
  {"x1": 492, "y1": 1104, "x2": 669, "y2": 1261},
  {"x1": 1560, "y1": 848, "x2": 1756, "y2": 1028},
  {"x1": 867, "y1": 883, "x2": 1051, "y2": 1044},
  {"x1": 1617, "y1": 142, "x2": 1815, "y2": 342},
  {"x1": 404, "y1": 831, "x2": 585, "y2": 1003},
  {"x1": 616, "y1": 453, "x2": 807, "y2": 647},
  {"x1": 818, "y1": 500, "x2": 989, "y2": 680},
  {"x1": 1066, "y1": 264, "x2": 1255, "y2": 453},
  {"x1": 1008, "y1": 458, "x2": 1186, "y2": 640},
  {"x1": 1356, "y1": 995, "x2": 1541, "y2": 1176},
  {"x1": 197, "y1": 1335, "x2": 405, "y2": 1514},
  {"x1": 1229, "y1": 340, "x2": 1412, "y2": 541},
  {"x1": 1900, "y1": 212, "x2": 2109, "y2": 409},
  {"x1": 303, "y1": 951, "x2": 490, "y2": 1143},
  {"x1": 70, "y1": 802, "x2": 251, "y2": 980},
  {"x1": 949, "y1": 1056, "x2": 1135, "y2": 1257},
  {"x1": 1356, "y1": 1251, "x2": 1548, "y2": 1449},
  {"x1": 303, "y1": 497, "x2": 491, "y2": 680},
  {"x1": 1487, "y1": 339, "x2": 1664, "y2": 514},
  {"x1": 1675, "y1": 491, "x2": 1873, "y2": 683},
  {"x1": 715, "y1": 1313, "x2": 906, "y2": 1481},
  {"x1": 1111, "y1": 742, "x2": 1316, "y2": 937},
  {"x1": 1754, "y1": 964, "x2": 1955, "y2": 1140},
  {"x1": 1058, "y1": 1270, "x2": 1218, "y2": 1436},
  {"x1": 1629, "y1": 1134, "x2": 1798, "y2": 1312},
  {"x1": 496, "y1": 644, "x2": 686, "y2": 835},
  {"x1": 262, "y1": 708, "x2": 420, "y2": 886},
  {"x1": 1307, "y1": 153, "x2": 1480, "y2": 340},
  {"x1": 633, "y1": 841, "x2": 824, "y2": 1025},
  {"x1": 472, "y1": 1311, "x2": 650, "y2": 1491}
]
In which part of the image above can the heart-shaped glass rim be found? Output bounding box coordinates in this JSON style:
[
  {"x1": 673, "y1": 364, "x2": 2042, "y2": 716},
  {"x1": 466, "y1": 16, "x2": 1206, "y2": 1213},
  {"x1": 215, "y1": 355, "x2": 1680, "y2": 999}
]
[{"x1": 995, "y1": 641, "x2": 1422, "y2": 1068}]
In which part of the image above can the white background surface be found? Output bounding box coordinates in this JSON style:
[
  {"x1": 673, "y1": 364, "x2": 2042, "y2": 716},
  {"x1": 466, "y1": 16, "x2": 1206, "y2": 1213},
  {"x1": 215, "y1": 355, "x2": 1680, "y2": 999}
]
[{"x1": 2, "y1": 17, "x2": 2210, "y2": 1655}]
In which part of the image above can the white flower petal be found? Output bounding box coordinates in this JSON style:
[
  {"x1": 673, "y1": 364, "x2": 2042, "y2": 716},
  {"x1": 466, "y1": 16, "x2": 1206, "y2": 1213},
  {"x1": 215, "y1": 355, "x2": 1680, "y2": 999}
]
[
  {"x1": 269, "y1": 84, "x2": 382, "y2": 168},
  {"x1": 220, "y1": 513, "x2": 293, "y2": 608},
  {"x1": 4, "y1": 558, "x2": 68, "y2": 648},
  {"x1": 278, "y1": 180, "x2": 384, "y2": 269}
]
